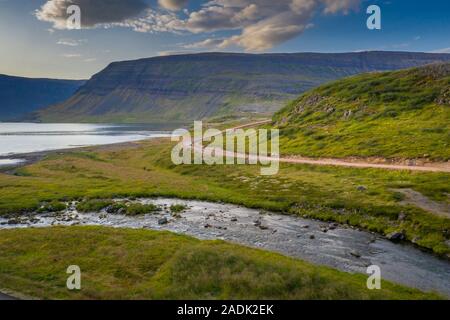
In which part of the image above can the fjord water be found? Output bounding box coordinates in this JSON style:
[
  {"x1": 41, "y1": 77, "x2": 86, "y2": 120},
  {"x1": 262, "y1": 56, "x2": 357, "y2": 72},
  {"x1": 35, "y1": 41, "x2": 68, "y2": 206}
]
[{"x1": 0, "y1": 123, "x2": 174, "y2": 157}]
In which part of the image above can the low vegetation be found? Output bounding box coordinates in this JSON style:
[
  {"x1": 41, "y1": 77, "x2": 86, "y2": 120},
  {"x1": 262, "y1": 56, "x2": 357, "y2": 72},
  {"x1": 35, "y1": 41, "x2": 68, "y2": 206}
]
[
  {"x1": 76, "y1": 199, "x2": 114, "y2": 213},
  {"x1": 36, "y1": 200, "x2": 67, "y2": 213},
  {"x1": 125, "y1": 203, "x2": 160, "y2": 216},
  {"x1": 0, "y1": 227, "x2": 441, "y2": 300},
  {"x1": 75, "y1": 199, "x2": 160, "y2": 216},
  {"x1": 0, "y1": 138, "x2": 449, "y2": 255},
  {"x1": 274, "y1": 63, "x2": 450, "y2": 160},
  {"x1": 170, "y1": 204, "x2": 187, "y2": 214}
]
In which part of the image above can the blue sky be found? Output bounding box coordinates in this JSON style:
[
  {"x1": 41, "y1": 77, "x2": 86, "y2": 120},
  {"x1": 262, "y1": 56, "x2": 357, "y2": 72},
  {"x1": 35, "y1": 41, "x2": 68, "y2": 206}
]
[{"x1": 0, "y1": 0, "x2": 449, "y2": 79}]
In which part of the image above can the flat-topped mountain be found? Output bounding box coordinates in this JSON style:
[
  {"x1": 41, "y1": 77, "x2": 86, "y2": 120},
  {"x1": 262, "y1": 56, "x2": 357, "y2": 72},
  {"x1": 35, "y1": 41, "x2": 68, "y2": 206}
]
[
  {"x1": 0, "y1": 75, "x2": 84, "y2": 121},
  {"x1": 35, "y1": 51, "x2": 450, "y2": 123}
]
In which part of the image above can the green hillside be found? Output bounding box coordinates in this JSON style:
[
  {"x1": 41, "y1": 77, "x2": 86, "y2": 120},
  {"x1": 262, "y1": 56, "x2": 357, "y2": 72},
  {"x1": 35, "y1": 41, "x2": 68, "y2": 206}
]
[
  {"x1": 0, "y1": 227, "x2": 440, "y2": 300},
  {"x1": 274, "y1": 63, "x2": 450, "y2": 160}
]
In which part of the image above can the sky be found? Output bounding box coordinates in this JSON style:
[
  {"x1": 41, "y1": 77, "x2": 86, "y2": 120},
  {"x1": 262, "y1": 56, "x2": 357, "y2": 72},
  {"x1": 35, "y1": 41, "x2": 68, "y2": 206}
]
[{"x1": 0, "y1": 0, "x2": 449, "y2": 80}]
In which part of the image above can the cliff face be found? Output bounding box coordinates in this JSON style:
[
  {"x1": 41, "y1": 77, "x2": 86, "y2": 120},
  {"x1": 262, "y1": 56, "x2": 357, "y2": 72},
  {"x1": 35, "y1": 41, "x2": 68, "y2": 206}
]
[{"x1": 36, "y1": 52, "x2": 450, "y2": 123}]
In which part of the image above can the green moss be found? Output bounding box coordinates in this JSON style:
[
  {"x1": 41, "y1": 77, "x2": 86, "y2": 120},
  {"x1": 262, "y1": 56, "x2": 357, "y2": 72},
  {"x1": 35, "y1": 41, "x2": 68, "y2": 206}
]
[
  {"x1": 36, "y1": 201, "x2": 67, "y2": 213},
  {"x1": 170, "y1": 204, "x2": 187, "y2": 213},
  {"x1": 125, "y1": 203, "x2": 160, "y2": 216},
  {"x1": 76, "y1": 199, "x2": 114, "y2": 213}
]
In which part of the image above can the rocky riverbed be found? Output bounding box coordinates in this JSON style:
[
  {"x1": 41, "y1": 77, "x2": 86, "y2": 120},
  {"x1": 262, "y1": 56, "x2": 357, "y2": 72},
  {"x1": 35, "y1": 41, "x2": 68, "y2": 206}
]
[{"x1": 1, "y1": 198, "x2": 449, "y2": 297}]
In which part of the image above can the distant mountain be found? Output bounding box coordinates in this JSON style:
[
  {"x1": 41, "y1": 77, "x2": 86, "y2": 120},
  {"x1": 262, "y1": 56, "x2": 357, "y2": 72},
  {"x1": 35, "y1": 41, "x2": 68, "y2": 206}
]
[
  {"x1": 35, "y1": 51, "x2": 450, "y2": 123},
  {"x1": 0, "y1": 75, "x2": 84, "y2": 121},
  {"x1": 274, "y1": 63, "x2": 450, "y2": 160}
]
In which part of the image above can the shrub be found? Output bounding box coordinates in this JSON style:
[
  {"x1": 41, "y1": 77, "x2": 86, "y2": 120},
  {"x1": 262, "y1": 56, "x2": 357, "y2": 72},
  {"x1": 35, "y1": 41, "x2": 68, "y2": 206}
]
[
  {"x1": 76, "y1": 199, "x2": 114, "y2": 213},
  {"x1": 125, "y1": 203, "x2": 160, "y2": 216},
  {"x1": 170, "y1": 204, "x2": 187, "y2": 213},
  {"x1": 37, "y1": 201, "x2": 67, "y2": 213}
]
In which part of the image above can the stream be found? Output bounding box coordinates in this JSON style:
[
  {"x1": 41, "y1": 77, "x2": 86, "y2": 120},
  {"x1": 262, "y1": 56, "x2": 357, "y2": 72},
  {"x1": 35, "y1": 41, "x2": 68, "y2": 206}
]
[{"x1": 0, "y1": 198, "x2": 449, "y2": 297}]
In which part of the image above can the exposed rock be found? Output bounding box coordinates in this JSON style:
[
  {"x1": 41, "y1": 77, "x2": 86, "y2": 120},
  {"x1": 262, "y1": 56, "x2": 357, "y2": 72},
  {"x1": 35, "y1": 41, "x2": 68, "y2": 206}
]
[
  {"x1": 309, "y1": 235, "x2": 315, "y2": 240},
  {"x1": 343, "y1": 110, "x2": 353, "y2": 119},
  {"x1": 7, "y1": 219, "x2": 19, "y2": 225},
  {"x1": 259, "y1": 225, "x2": 269, "y2": 230},
  {"x1": 328, "y1": 223, "x2": 339, "y2": 230},
  {"x1": 231, "y1": 217, "x2": 238, "y2": 222},
  {"x1": 350, "y1": 251, "x2": 361, "y2": 258},
  {"x1": 357, "y1": 186, "x2": 367, "y2": 192},
  {"x1": 158, "y1": 218, "x2": 168, "y2": 225},
  {"x1": 387, "y1": 231, "x2": 406, "y2": 242}
]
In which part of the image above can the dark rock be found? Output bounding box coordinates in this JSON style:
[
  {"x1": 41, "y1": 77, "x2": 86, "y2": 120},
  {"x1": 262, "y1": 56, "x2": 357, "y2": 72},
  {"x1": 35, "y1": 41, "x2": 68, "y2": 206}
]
[
  {"x1": 350, "y1": 251, "x2": 361, "y2": 258},
  {"x1": 328, "y1": 223, "x2": 338, "y2": 230},
  {"x1": 309, "y1": 235, "x2": 315, "y2": 240},
  {"x1": 158, "y1": 218, "x2": 168, "y2": 225},
  {"x1": 231, "y1": 217, "x2": 238, "y2": 222},
  {"x1": 259, "y1": 225, "x2": 269, "y2": 230},
  {"x1": 7, "y1": 219, "x2": 19, "y2": 225},
  {"x1": 387, "y1": 231, "x2": 406, "y2": 242},
  {"x1": 357, "y1": 185, "x2": 367, "y2": 192}
]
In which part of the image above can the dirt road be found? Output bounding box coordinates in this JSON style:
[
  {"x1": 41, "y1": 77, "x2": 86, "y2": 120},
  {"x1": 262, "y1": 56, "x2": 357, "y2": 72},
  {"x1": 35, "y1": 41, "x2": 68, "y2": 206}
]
[{"x1": 193, "y1": 120, "x2": 450, "y2": 173}]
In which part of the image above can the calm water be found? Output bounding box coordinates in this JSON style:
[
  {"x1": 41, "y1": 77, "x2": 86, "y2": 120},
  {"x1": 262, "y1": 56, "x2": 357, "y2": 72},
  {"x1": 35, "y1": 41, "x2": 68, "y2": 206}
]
[{"x1": 0, "y1": 123, "x2": 176, "y2": 157}]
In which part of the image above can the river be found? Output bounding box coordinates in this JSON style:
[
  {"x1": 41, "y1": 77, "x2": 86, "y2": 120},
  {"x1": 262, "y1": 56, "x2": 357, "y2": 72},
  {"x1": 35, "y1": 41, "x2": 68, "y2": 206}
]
[{"x1": 1, "y1": 198, "x2": 449, "y2": 297}]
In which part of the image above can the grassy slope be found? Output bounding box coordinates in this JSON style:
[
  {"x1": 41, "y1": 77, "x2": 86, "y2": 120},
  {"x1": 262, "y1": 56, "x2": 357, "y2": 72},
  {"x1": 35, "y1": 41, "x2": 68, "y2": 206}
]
[
  {"x1": 274, "y1": 63, "x2": 450, "y2": 160},
  {"x1": 1, "y1": 139, "x2": 449, "y2": 255},
  {"x1": 0, "y1": 226, "x2": 440, "y2": 300}
]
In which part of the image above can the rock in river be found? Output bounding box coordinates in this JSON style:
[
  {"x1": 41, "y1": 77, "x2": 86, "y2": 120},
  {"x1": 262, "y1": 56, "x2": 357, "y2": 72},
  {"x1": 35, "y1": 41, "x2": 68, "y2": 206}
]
[
  {"x1": 158, "y1": 217, "x2": 168, "y2": 225},
  {"x1": 387, "y1": 231, "x2": 406, "y2": 242}
]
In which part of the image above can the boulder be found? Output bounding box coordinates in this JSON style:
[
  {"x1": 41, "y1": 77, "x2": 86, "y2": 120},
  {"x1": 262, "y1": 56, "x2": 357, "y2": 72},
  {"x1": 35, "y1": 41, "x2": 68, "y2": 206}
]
[
  {"x1": 158, "y1": 217, "x2": 168, "y2": 225},
  {"x1": 387, "y1": 231, "x2": 406, "y2": 242}
]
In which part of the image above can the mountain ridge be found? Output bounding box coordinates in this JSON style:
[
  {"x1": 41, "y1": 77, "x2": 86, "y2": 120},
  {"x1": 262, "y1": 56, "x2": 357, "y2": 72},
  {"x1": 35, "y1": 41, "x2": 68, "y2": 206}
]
[
  {"x1": 0, "y1": 74, "x2": 85, "y2": 121},
  {"x1": 35, "y1": 51, "x2": 450, "y2": 123}
]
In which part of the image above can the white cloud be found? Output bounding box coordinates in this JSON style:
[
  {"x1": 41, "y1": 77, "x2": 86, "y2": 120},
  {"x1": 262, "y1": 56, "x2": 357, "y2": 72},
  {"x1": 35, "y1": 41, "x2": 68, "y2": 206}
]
[
  {"x1": 430, "y1": 47, "x2": 450, "y2": 53},
  {"x1": 183, "y1": 38, "x2": 226, "y2": 49},
  {"x1": 36, "y1": 0, "x2": 361, "y2": 52},
  {"x1": 62, "y1": 53, "x2": 82, "y2": 58},
  {"x1": 57, "y1": 38, "x2": 87, "y2": 46},
  {"x1": 36, "y1": 0, "x2": 148, "y2": 29},
  {"x1": 158, "y1": 0, "x2": 189, "y2": 11}
]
